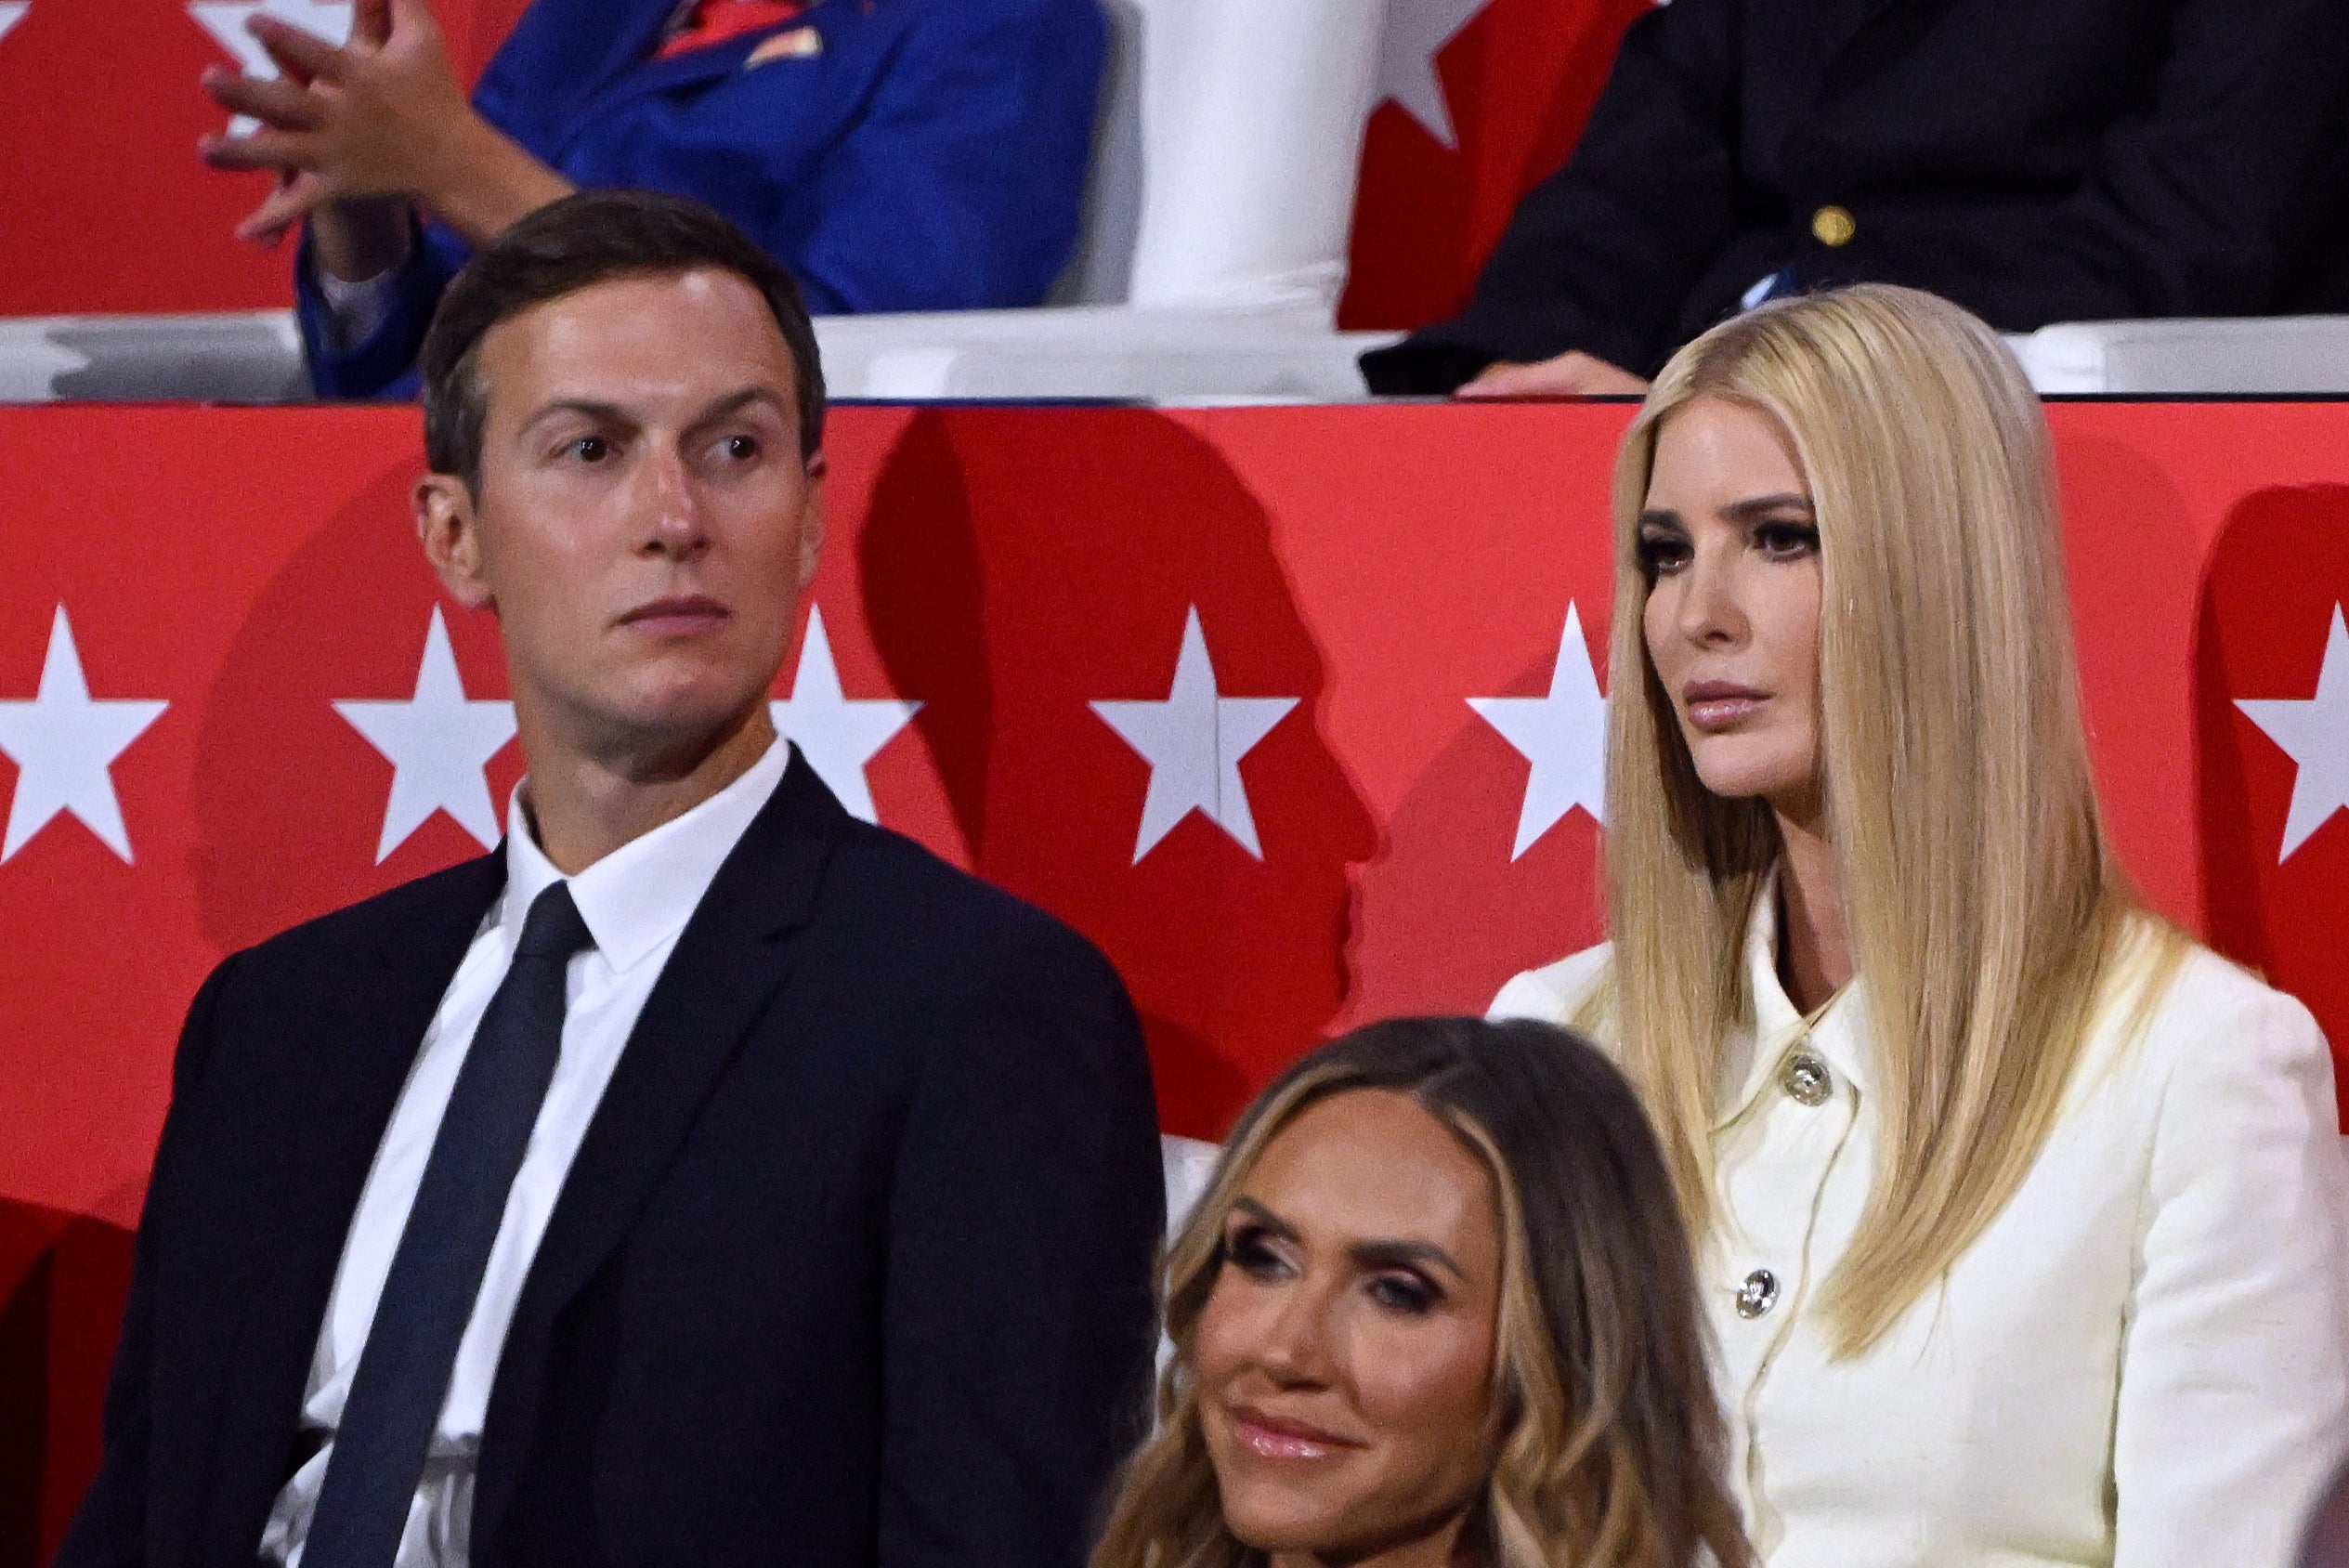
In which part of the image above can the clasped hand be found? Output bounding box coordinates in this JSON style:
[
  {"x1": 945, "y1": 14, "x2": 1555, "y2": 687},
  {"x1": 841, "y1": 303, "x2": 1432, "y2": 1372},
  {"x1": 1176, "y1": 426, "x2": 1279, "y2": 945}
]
[
  {"x1": 199, "y1": 0, "x2": 476, "y2": 249},
  {"x1": 201, "y1": 0, "x2": 570, "y2": 277}
]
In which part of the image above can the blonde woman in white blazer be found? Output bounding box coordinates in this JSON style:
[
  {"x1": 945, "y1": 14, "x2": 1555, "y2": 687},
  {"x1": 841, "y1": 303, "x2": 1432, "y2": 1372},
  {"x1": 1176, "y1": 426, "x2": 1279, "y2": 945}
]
[{"x1": 1490, "y1": 284, "x2": 2349, "y2": 1567}]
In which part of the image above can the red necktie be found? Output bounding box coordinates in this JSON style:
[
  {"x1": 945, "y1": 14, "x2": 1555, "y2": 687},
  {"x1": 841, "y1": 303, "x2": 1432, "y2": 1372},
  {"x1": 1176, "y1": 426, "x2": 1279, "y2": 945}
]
[{"x1": 656, "y1": 0, "x2": 806, "y2": 59}]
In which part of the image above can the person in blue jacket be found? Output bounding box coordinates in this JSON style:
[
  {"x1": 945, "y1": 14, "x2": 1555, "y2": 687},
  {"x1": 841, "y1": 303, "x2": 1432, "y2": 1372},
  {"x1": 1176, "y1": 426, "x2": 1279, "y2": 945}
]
[{"x1": 201, "y1": 0, "x2": 1103, "y2": 399}]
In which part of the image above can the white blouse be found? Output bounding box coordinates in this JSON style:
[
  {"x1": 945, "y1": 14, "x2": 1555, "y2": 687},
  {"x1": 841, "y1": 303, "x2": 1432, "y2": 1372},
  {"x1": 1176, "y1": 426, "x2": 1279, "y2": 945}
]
[{"x1": 1491, "y1": 900, "x2": 2349, "y2": 1568}]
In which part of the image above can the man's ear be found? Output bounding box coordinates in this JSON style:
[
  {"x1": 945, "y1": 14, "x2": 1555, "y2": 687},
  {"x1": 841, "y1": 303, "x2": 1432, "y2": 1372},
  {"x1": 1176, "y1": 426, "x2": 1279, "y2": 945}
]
[
  {"x1": 797, "y1": 452, "x2": 828, "y2": 592},
  {"x1": 416, "y1": 473, "x2": 494, "y2": 609}
]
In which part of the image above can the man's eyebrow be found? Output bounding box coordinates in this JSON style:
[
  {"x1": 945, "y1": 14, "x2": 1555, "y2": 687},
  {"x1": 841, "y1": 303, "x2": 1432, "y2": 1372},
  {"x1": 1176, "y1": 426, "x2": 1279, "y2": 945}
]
[
  {"x1": 517, "y1": 399, "x2": 636, "y2": 438},
  {"x1": 688, "y1": 385, "x2": 792, "y2": 426}
]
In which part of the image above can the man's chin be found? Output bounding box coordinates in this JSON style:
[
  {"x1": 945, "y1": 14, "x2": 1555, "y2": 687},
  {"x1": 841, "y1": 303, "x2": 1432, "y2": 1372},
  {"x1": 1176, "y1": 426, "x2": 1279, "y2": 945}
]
[{"x1": 555, "y1": 691, "x2": 777, "y2": 778}]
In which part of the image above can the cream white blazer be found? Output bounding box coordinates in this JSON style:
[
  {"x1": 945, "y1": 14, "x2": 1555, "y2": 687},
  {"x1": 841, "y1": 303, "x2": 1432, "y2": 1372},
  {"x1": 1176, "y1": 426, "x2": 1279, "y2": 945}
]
[{"x1": 1491, "y1": 903, "x2": 2349, "y2": 1568}]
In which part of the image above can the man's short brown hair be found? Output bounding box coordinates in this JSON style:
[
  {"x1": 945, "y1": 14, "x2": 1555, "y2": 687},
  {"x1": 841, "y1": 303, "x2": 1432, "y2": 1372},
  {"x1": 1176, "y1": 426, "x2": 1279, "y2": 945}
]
[{"x1": 419, "y1": 189, "x2": 826, "y2": 494}]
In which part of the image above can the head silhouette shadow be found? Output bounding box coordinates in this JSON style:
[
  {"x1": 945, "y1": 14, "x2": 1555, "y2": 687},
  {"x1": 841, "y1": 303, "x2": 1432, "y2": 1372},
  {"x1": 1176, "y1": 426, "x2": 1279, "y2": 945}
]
[
  {"x1": 856, "y1": 410, "x2": 1379, "y2": 1141},
  {"x1": 189, "y1": 464, "x2": 517, "y2": 957}
]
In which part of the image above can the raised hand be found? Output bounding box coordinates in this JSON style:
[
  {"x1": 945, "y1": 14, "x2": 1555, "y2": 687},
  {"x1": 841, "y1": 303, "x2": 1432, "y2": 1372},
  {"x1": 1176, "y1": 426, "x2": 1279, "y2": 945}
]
[{"x1": 199, "y1": 0, "x2": 569, "y2": 266}]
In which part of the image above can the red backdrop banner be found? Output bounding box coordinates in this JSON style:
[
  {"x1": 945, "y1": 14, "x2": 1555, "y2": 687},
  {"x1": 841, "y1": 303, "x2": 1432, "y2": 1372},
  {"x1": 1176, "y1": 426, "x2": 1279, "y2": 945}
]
[
  {"x1": 1341, "y1": 0, "x2": 1651, "y2": 331},
  {"x1": 0, "y1": 399, "x2": 2345, "y2": 1555},
  {"x1": 0, "y1": 0, "x2": 524, "y2": 316},
  {"x1": 0, "y1": 0, "x2": 1635, "y2": 326}
]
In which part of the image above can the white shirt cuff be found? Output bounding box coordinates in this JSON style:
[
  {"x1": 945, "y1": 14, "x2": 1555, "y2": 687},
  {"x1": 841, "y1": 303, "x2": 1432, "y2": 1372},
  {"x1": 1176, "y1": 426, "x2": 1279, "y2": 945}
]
[{"x1": 312, "y1": 261, "x2": 404, "y2": 352}]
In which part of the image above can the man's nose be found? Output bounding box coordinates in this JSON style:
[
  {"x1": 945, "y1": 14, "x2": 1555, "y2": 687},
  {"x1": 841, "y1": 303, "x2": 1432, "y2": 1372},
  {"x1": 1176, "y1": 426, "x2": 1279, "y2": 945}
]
[{"x1": 641, "y1": 443, "x2": 710, "y2": 556}]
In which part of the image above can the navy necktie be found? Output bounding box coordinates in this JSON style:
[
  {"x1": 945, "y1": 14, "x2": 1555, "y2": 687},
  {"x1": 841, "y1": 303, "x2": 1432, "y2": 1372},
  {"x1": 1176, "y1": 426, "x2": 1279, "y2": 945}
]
[{"x1": 300, "y1": 881, "x2": 594, "y2": 1568}]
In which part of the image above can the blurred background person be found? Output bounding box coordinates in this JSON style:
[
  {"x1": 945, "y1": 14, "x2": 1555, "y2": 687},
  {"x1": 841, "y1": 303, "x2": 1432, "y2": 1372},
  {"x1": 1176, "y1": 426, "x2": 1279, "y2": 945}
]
[
  {"x1": 1492, "y1": 283, "x2": 2349, "y2": 1563},
  {"x1": 1092, "y1": 1014, "x2": 1751, "y2": 1568},
  {"x1": 1360, "y1": 0, "x2": 2349, "y2": 398},
  {"x1": 199, "y1": 0, "x2": 1103, "y2": 399}
]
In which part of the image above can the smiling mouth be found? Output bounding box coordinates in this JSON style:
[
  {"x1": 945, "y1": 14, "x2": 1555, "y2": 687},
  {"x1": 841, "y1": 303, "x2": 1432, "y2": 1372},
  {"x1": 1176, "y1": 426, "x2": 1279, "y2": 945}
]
[
  {"x1": 619, "y1": 596, "x2": 730, "y2": 634},
  {"x1": 1682, "y1": 682, "x2": 1768, "y2": 732},
  {"x1": 1226, "y1": 1405, "x2": 1357, "y2": 1462}
]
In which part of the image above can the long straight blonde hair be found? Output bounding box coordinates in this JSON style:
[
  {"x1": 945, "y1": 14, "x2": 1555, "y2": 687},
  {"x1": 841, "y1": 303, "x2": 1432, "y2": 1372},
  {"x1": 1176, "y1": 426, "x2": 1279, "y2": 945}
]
[{"x1": 1592, "y1": 284, "x2": 2180, "y2": 1356}]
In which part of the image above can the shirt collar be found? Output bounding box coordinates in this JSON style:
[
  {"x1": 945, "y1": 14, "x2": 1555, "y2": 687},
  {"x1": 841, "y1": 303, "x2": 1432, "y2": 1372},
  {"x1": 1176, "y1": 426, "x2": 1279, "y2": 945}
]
[
  {"x1": 1727, "y1": 865, "x2": 1873, "y2": 1112},
  {"x1": 500, "y1": 736, "x2": 790, "y2": 973}
]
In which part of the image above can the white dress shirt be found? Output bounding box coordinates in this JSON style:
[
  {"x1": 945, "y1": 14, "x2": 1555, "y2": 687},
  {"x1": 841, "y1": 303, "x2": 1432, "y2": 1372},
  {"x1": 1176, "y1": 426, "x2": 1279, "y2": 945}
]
[
  {"x1": 1492, "y1": 887, "x2": 2349, "y2": 1567},
  {"x1": 260, "y1": 737, "x2": 790, "y2": 1568}
]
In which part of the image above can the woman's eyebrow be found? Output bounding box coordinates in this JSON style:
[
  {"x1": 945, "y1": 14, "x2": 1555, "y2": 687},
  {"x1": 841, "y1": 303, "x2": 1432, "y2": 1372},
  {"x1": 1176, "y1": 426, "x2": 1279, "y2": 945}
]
[
  {"x1": 1349, "y1": 1239, "x2": 1467, "y2": 1283},
  {"x1": 1723, "y1": 492, "x2": 1814, "y2": 522},
  {"x1": 1229, "y1": 1196, "x2": 1298, "y2": 1241},
  {"x1": 1638, "y1": 506, "x2": 1686, "y2": 531}
]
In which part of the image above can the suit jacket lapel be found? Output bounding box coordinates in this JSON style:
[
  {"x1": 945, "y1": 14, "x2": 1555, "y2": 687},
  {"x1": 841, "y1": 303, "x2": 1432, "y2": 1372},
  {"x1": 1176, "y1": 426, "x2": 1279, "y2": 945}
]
[
  {"x1": 470, "y1": 751, "x2": 849, "y2": 1552},
  {"x1": 200, "y1": 856, "x2": 505, "y2": 1562},
  {"x1": 1820, "y1": 0, "x2": 1976, "y2": 98},
  {"x1": 578, "y1": 0, "x2": 847, "y2": 121},
  {"x1": 474, "y1": 0, "x2": 684, "y2": 153}
]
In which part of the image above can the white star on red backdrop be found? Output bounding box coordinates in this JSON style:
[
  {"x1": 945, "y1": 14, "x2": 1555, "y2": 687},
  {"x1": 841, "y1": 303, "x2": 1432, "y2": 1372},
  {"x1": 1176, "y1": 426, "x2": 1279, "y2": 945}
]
[
  {"x1": 335, "y1": 607, "x2": 516, "y2": 862},
  {"x1": 0, "y1": 607, "x2": 168, "y2": 863},
  {"x1": 1092, "y1": 608, "x2": 1298, "y2": 863},
  {"x1": 1470, "y1": 602, "x2": 1608, "y2": 858},
  {"x1": 2238, "y1": 604, "x2": 2349, "y2": 864},
  {"x1": 189, "y1": 0, "x2": 354, "y2": 132},
  {"x1": 0, "y1": 6, "x2": 28, "y2": 47},
  {"x1": 1375, "y1": 0, "x2": 1493, "y2": 150},
  {"x1": 769, "y1": 607, "x2": 920, "y2": 825}
]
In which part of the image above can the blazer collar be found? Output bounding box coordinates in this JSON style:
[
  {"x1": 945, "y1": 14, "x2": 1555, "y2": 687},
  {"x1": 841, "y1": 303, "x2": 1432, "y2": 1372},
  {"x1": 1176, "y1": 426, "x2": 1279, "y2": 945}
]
[
  {"x1": 1819, "y1": 0, "x2": 1975, "y2": 98},
  {"x1": 469, "y1": 745, "x2": 851, "y2": 1551},
  {"x1": 1721, "y1": 867, "x2": 1871, "y2": 1122},
  {"x1": 594, "y1": 0, "x2": 843, "y2": 110}
]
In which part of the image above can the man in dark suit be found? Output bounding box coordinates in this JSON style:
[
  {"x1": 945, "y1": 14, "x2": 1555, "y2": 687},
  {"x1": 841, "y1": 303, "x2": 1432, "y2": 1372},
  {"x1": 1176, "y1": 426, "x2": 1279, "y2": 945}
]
[
  {"x1": 1362, "y1": 0, "x2": 2349, "y2": 397},
  {"x1": 198, "y1": 0, "x2": 1105, "y2": 398},
  {"x1": 59, "y1": 189, "x2": 1163, "y2": 1568}
]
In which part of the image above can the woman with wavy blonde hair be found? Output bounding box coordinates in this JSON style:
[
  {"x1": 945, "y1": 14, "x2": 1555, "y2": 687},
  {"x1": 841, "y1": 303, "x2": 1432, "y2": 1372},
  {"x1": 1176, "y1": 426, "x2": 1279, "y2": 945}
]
[
  {"x1": 1494, "y1": 283, "x2": 2349, "y2": 1563},
  {"x1": 1091, "y1": 1015, "x2": 1750, "y2": 1568}
]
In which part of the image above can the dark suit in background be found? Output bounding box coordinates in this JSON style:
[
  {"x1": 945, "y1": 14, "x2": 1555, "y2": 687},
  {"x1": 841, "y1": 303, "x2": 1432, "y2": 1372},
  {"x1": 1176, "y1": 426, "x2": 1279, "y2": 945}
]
[
  {"x1": 301, "y1": 0, "x2": 1106, "y2": 398},
  {"x1": 59, "y1": 751, "x2": 1163, "y2": 1568},
  {"x1": 1363, "y1": 0, "x2": 2349, "y2": 392}
]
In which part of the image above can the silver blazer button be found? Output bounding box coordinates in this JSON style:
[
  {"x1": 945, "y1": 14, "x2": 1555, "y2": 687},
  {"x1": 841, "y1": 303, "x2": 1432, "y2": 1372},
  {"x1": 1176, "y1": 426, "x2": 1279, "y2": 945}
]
[
  {"x1": 1736, "y1": 1268, "x2": 1780, "y2": 1319},
  {"x1": 1781, "y1": 1052, "x2": 1833, "y2": 1106}
]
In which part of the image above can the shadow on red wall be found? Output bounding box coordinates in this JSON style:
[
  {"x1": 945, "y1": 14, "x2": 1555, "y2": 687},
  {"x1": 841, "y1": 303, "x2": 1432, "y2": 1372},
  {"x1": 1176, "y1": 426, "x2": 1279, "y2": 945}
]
[
  {"x1": 2195, "y1": 484, "x2": 2349, "y2": 1123},
  {"x1": 856, "y1": 411, "x2": 1379, "y2": 1141},
  {"x1": 0, "y1": 1202, "x2": 134, "y2": 1567},
  {"x1": 189, "y1": 465, "x2": 516, "y2": 958}
]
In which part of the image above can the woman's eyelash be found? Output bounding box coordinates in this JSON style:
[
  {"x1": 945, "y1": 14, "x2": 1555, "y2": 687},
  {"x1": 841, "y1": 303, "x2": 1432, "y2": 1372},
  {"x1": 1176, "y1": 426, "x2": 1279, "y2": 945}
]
[
  {"x1": 1225, "y1": 1225, "x2": 1280, "y2": 1268},
  {"x1": 1368, "y1": 1273, "x2": 1439, "y2": 1313},
  {"x1": 1755, "y1": 520, "x2": 1821, "y2": 553},
  {"x1": 1636, "y1": 534, "x2": 1690, "y2": 574}
]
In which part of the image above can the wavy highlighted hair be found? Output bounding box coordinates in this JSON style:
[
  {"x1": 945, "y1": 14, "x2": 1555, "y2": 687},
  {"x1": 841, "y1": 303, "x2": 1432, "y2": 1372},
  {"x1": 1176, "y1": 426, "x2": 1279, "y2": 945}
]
[
  {"x1": 1587, "y1": 284, "x2": 2184, "y2": 1355},
  {"x1": 1090, "y1": 1017, "x2": 1750, "y2": 1568}
]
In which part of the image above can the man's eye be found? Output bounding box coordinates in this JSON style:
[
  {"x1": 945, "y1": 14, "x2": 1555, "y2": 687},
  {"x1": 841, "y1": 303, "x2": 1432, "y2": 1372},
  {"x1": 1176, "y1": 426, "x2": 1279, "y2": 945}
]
[
  {"x1": 566, "y1": 435, "x2": 611, "y2": 464},
  {"x1": 723, "y1": 434, "x2": 761, "y2": 460}
]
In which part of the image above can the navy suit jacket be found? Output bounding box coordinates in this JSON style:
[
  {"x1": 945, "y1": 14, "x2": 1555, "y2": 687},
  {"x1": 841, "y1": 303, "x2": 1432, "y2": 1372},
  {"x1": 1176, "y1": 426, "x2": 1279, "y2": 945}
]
[
  {"x1": 300, "y1": 0, "x2": 1106, "y2": 398},
  {"x1": 58, "y1": 750, "x2": 1164, "y2": 1568},
  {"x1": 1363, "y1": 0, "x2": 2349, "y2": 391}
]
